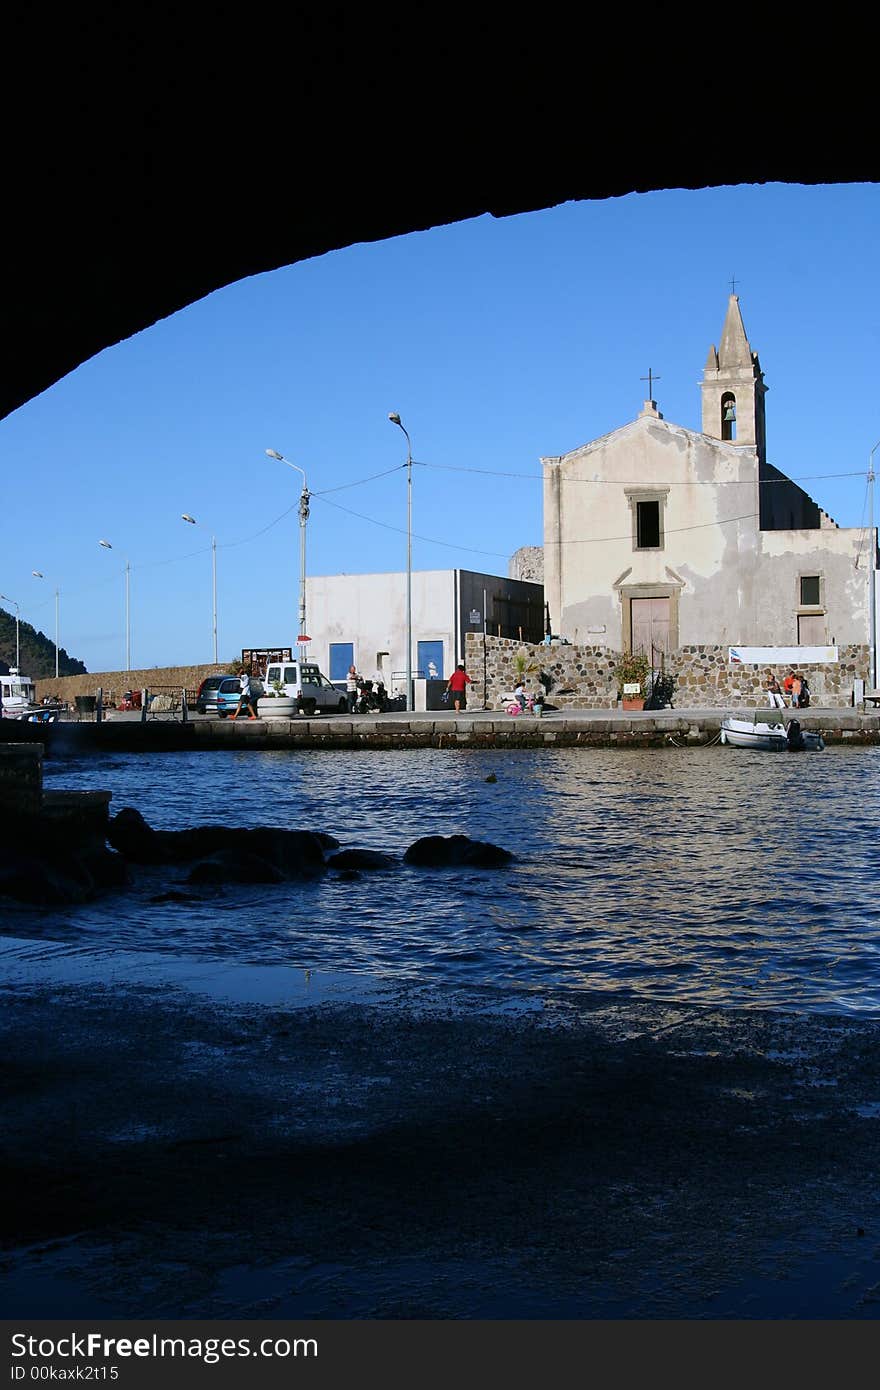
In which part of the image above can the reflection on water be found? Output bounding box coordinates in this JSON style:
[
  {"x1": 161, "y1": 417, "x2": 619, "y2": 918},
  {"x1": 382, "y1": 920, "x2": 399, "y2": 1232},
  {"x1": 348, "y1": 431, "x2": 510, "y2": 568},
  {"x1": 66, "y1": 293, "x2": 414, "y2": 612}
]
[{"x1": 7, "y1": 745, "x2": 879, "y2": 1016}]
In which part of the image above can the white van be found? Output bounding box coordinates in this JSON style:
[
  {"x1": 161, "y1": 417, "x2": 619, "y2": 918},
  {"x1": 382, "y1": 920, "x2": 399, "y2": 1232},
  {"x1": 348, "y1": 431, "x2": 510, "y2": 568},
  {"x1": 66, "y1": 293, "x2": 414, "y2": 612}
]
[{"x1": 262, "y1": 659, "x2": 349, "y2": 715}]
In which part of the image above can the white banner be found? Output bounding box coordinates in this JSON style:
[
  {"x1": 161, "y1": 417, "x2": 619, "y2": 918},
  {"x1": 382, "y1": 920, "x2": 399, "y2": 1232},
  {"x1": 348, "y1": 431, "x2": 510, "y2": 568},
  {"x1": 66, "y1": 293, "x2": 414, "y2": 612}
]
[{"x1": 728, "y1": 645, "x2": 838, "y2": 666}]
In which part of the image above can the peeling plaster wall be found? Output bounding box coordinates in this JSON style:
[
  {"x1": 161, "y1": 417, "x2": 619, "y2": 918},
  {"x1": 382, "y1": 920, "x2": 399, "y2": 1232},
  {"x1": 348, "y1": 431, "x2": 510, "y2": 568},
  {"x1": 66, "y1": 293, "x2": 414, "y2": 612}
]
[{"x1": 543, "y1": 416, "x2": 870, "y2": 650}]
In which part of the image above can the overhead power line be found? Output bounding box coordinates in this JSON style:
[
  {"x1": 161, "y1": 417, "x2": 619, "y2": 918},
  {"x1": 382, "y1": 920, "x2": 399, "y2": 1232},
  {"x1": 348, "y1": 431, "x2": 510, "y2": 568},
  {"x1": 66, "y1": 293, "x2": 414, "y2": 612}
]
[{"x1": 420, "y1": 460, "x2": 866, "y2": 488}]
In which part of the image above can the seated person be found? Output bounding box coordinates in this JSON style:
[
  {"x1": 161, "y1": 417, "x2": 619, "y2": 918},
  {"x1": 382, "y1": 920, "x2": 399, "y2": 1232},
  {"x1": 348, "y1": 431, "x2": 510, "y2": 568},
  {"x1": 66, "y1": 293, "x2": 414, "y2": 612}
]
[{"x1": 764, "y1": 674, "x2": 786, "y2": 710}]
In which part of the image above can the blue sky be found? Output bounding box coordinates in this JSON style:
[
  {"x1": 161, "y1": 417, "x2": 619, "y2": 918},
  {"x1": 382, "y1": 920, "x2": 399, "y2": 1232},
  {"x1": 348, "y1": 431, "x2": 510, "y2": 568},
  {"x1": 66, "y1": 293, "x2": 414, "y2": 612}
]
[{"x1": 3, "y1": 181, "x2": 878, "y2": 673}]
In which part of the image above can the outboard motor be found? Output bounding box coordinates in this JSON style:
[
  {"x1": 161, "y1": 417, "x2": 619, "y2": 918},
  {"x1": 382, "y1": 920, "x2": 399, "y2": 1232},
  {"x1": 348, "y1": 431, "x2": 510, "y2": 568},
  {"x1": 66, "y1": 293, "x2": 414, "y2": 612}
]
[{"x1": 786, "y1": 718, "x2": 805, "y2": 751}]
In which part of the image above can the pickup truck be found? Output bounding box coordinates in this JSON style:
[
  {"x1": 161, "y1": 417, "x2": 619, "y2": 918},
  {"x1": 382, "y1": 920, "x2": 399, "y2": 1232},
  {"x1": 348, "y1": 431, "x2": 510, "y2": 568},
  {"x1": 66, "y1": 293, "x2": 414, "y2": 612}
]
[{"x1": 263, "y1": 659, "x2": 348, "y2": 715}]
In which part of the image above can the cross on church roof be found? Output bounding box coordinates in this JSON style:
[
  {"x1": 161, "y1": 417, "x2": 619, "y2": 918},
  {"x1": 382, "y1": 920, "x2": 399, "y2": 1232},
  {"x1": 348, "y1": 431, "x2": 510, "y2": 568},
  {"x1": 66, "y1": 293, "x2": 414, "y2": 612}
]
[
  {"x1": 730, "y1": 275, "x2": 739, "y2": 294},
  {"x1": 640, "y1": 367, "x2": 660, "y2": 400}
]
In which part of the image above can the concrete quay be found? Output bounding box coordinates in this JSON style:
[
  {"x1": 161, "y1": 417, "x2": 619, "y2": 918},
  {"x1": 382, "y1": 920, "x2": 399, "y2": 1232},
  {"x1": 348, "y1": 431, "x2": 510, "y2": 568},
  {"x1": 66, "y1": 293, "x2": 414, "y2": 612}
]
[{"x1": 2, "y1": 705, "x2": 880, "y2": 750}]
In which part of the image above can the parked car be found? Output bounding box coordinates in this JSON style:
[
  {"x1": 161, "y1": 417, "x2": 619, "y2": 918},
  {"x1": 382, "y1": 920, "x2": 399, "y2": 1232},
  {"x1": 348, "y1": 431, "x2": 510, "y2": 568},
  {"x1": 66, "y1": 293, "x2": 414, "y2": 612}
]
[
  {"x1": 215, "y1": 675, "x2": 264, "y2": 718},
  {"x1": 263, "y1": 659, "x2": 349, "y2": 715},
  {"x1": 195, "y1": 674, "x2": 236, "y2": 713}
]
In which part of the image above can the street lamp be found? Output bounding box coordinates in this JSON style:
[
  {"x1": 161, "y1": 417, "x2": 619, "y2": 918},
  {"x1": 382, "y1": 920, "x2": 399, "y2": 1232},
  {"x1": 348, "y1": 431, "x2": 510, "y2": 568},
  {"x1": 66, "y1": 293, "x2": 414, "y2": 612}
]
[
  {"x1": 99, "y1": 540, "x2": 131, "y2": 671},
  {"x1": 388, "y1": 412, "x2": 413, "y2": 712},
  {"x1": 31, "y1": 572, "x2": 60, "y2": 677},
  {"x1": 869, "y1": 439, "x2": 879, "y2": 690},
  {"x1": 265, "y1": 449, "x2": 310, "y2": 658},
  {"x1": 181, "y1": 514, "x2": 218, "y2": 663},
  {"x1": 0, "y1": 593, "x2": 21, "y2": 668}
]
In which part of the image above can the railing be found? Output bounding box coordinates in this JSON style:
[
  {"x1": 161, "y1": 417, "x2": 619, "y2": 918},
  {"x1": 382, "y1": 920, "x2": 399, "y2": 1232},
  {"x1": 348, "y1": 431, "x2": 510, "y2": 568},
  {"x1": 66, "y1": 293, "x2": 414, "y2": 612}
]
[{"x1": 140, "y1": 685, "x2": 191, "y2": 721}]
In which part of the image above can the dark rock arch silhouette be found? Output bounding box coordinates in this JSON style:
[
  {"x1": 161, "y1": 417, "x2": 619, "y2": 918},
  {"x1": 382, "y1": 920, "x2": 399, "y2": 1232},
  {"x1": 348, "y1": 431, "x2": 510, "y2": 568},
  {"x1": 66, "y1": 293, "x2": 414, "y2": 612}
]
[{"x1": 2, "y1": 17, "x2": 875, "y2": 423}]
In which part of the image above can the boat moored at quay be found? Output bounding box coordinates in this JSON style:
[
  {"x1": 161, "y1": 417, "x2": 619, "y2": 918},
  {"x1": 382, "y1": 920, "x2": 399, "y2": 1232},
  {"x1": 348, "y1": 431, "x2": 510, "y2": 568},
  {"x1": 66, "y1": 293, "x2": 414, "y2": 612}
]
[
  {"x1": 0, "y1": 703, "x2": 877, "y2": 748},
  {"x1": 0, "y1": 669, "x2": 62, "y2": 723}
]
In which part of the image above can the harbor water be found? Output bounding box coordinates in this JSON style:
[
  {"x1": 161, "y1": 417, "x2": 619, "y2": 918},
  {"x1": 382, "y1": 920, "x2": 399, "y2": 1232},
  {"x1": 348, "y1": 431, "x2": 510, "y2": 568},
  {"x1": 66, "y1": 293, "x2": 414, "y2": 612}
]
[{"x1": 5, "y1": 744, "x2": 880, "y2": 1017}]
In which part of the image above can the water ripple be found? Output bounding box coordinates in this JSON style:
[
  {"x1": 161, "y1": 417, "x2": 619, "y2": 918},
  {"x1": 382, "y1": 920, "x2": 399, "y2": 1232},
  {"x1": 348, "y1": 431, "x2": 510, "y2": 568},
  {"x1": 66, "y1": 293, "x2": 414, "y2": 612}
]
[{"x1": 14, "y1": 744, "x2": 878, "y2": 1016}]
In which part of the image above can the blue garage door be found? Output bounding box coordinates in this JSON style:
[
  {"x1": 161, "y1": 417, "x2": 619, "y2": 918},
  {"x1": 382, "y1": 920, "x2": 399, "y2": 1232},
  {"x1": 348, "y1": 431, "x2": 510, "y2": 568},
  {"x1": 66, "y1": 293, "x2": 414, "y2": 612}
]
[
  {"x1": 329, "y1": 642, "x2": 354, "y2": 680},
  {"x1": 417, "y1": 640, "x2": 444, "y2": 680}
]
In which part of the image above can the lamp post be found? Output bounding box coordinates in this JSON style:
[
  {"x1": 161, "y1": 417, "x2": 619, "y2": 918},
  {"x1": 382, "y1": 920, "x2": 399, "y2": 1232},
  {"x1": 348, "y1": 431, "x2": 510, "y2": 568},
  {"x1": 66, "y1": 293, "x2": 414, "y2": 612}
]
[
  {"x1": 99, "y1": 540, "x2": 131, "y2": 671},
  {"x1": 265, "y1": 449, "x2": 310, "y2": 658},
  {"x1": 869, "y1": 439, "x2": 879, "y2": 691},
  {"x1": 31, "y1": 572, "x2": 60, "y2": 677},
  {"x1": 181, "y1": 515, "x2": 218, "y2": 663},
  {"x1": 0, "y1": 593, "x2": 21, "y2": 668},
  {"x1": 388, "y1": 412, "x2": 413, "y2": 712}
]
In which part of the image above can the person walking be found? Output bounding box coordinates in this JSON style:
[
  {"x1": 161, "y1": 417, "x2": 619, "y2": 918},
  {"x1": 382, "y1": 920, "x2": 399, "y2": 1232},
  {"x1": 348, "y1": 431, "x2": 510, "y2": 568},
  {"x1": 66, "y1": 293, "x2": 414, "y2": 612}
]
[
  {"x1": 446, "y1": 662, "x2": 472, "y2": 713},
  {"x1": 346, "y1": 664, "x2": 359, "y2": 714},
  {"x1": 231, "y1": 669, "x2": 258, "y2": 720}
]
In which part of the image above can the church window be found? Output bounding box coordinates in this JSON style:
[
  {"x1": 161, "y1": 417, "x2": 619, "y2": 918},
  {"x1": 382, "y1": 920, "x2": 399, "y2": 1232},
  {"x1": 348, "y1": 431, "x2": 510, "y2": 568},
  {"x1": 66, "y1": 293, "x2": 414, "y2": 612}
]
[
  {"x1": 800, "y1": 575, "x2": 821, "y2": 606},
  {"x1": 625, "y1": 487, "x2": 668, "y2": 552},
  {"x1": 637, "y1": 501, "x2": 660, "y2": 548}
]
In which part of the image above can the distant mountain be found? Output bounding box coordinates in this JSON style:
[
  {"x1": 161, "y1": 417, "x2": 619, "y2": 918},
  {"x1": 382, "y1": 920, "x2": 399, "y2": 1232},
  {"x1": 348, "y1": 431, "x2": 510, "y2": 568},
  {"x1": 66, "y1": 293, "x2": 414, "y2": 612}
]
[{"x1": 0, "y1": 607, "x2": 87, "y2": 677}]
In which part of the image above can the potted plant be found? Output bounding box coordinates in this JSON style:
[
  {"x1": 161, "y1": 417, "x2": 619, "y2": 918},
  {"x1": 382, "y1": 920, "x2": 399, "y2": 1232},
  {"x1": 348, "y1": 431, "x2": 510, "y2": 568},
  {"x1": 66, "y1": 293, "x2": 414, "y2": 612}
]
[
  {"x1": 616, "y1": 650, "x2": 649, "y2": 710},
  {"x1": 256, "y1": 677, "x2": 298, "y2": 719}
]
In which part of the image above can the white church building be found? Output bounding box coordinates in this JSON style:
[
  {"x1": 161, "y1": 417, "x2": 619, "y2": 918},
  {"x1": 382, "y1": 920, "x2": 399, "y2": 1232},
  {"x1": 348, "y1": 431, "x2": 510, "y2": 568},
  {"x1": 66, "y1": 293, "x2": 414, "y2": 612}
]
[{"x1": 541, "y1": 294, "x2": 877, "y2": 675}]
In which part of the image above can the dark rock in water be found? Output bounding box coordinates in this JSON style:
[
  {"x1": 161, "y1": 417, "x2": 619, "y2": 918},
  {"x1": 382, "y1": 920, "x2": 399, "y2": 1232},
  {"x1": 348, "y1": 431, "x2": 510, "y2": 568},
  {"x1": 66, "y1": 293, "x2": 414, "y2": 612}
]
[
  {"x1": 311, "y1": 830, "x2": 342, "y2": 851},
  {"x1": 108, "y1": 806, "x2": 166, "y2": 862},
  {"x1": 327, "y1": 849, "x2": 397, "y2": 871},
  {"x1": 485, "y1": 774, "x2": 497, "y2": 783},
  {"x1": 404, "y1": 834, "x2": 513, "y2": 868},
  {"x1": 0, "y1": 854, "x2": 91, "y2": 905},
  {"x1": 187, "y1": 850, "x2": 285, "y2": 885},
  {"x1": 245, "y1": 827, "x2": 330, "y2": 876},
  {"x1": 78, "y1": 847, "x2": 130, "y2": 893},
  {"x1": 0, "y1": 844, "x2": 128, "y2": 905},
  {"x1": 109, "y1": 809, "x2": 331, "y2": 876}
]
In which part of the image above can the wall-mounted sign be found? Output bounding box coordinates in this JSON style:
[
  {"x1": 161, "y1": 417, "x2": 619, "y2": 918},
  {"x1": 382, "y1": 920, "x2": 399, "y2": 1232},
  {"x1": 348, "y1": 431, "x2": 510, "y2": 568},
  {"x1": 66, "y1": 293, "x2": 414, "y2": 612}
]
[
  {"x1": 469, "y1": 610, "x2": 481, "y2": 624},
  {"x1": 728, "y1": 646, "x2": 838, "y2": 666}
]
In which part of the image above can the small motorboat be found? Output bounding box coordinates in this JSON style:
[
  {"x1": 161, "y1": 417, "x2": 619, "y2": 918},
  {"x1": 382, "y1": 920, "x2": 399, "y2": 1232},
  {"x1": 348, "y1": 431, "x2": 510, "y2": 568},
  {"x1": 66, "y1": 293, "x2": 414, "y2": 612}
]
[
  {"x1": 720, "y1": 715, "x2": 824, "y2": 752},
  {"x1": 0, "y1": 668, "x2": 64, "y2": 722}
]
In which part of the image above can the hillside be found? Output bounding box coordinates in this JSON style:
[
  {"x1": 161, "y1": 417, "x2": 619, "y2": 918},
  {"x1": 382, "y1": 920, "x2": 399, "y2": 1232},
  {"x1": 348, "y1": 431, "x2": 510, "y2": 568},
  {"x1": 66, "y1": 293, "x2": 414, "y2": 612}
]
[{"x1": 0, "y1": 607, "x2": 88, "y2": 677}]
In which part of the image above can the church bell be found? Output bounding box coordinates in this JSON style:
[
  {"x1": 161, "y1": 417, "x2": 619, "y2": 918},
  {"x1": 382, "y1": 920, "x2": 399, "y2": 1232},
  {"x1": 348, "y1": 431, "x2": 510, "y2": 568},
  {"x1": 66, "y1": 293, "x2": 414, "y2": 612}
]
[{"x1": 723, "y1": 403, "x2": 737, "y2": 422}]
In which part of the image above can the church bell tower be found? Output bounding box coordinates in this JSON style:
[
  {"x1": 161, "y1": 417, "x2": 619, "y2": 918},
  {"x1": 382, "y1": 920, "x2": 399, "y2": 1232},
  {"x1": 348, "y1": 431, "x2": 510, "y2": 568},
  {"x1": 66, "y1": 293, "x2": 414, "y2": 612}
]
[{"x1": 701, "y1": 294, "x2": 767, "y2": 465}]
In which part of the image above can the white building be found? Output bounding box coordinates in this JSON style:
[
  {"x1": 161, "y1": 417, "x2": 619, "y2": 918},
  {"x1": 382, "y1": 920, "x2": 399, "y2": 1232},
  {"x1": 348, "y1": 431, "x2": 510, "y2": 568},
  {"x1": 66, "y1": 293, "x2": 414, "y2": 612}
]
[
  {"x1": 542, "y1": 294, "x2": 877, "y2": 671},
  {"x1": 304, "y1": 568, "x2": 543, "y2": 692}
]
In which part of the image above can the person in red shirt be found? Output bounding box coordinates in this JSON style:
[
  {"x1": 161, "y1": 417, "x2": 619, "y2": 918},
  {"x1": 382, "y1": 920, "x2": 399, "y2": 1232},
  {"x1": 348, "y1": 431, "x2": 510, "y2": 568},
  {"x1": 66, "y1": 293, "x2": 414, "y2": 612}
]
[
  {"x1": 783, "y1": 669, "x2": 795, "y2": 704},
  {"x1": 446, "y1": 663, "x2": 472, "y2": 713}
]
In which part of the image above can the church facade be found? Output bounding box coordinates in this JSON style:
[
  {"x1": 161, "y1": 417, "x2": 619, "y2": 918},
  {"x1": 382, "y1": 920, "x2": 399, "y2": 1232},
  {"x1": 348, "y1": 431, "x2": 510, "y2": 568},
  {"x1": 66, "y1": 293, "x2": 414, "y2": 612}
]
[{"x1": 541, "y1": 295, "x2": 873, "y2": 663}]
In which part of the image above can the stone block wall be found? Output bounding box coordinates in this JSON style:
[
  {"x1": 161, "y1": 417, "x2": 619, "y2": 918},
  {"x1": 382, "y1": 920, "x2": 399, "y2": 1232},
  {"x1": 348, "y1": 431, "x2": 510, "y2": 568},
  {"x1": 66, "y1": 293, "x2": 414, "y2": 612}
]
[
  {"x1": 465, "y1": 634, "x2": 870, "y2": 709},
  {"x1": 33, "y1": 664, "x2": 231, "y2": 706},
  {"x1": 0, "y1": 744, "x2": 42, "y2": 815}
]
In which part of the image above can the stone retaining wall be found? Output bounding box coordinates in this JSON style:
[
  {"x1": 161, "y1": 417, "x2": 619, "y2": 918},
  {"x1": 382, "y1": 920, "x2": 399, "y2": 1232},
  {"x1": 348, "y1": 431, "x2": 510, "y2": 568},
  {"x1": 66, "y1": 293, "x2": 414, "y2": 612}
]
[
  {"x1": 465, "y1": 634, "x2": 870, "y2": 710},
  {"x1": 0, "y1": 744, "x2": 42, "y2": 815},
  {"x1": 33, "y1": 663, "x2": 231, "y2": 705},
  {"x1": 4, "y1": 712, "x2": 880, "y2": 751}
]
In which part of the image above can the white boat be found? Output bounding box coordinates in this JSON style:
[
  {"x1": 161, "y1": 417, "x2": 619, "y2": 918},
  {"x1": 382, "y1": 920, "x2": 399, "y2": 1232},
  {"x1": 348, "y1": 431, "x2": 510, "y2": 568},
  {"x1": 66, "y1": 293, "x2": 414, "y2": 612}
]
[
  {"x1": 720, "y1": 715, "x2": 824, "y2": 752},
  {"x1": 0, "y1": 668, "x2": 61, "y2": 722}
]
